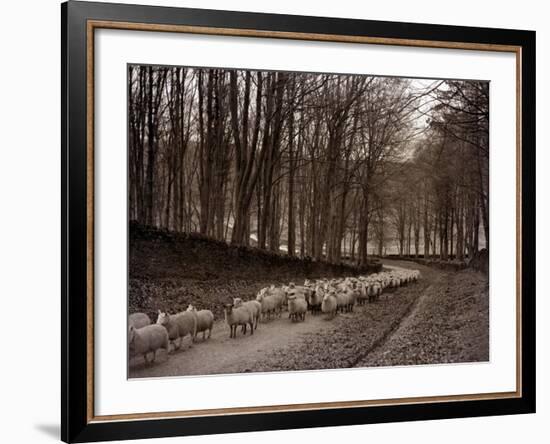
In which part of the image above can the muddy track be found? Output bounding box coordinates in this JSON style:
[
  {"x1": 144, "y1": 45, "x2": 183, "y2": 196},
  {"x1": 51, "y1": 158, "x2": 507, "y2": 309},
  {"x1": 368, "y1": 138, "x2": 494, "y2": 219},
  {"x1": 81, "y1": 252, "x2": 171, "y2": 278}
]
[
  {"x1": 347, "y1": 277, "x2": 437, "y2": 368},
  {"x1": 356, "y1": 261, "x2": 489, "y2": 367},
  {"x1": 129, "y1": 260, "x2": 488, "y2": 378}
]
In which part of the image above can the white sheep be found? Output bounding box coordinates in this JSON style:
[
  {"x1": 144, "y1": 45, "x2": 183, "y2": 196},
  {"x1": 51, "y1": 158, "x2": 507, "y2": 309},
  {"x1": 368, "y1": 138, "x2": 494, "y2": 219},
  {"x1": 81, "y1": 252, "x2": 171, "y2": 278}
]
[
  {"x1": 368, "y1": 283, "x2": 382, "y2": 302},
  {"x1": 287, "y1": 294, "x2": 307, "y2": 322},
  {"x1": 128, "y1": 324, "x2": 169, "y2": 363},
  {"x1": 309, "y1": 286, "x2": 324, "y2": 314},
  {"x1": 269, "y1": 287, "x2": 286, "y2": 315},
  {"x1": 224, "y1": 304, "x2": 254, "y2": 338},
  {"x1": 336, "y1": 289, "x2": 355, "y2": 313},
  {"x1": 128, "y1": 312, "x2": 151, "y2": 329},
  {"x1": 321, "y1": 292, "x2": 338, "y2": 318},
  {"x1": 186, "y1": 305, "x2": 214, "y2": 341},
  {"x1": 243, "y1": 300, "x2": 262, "y2": 330},
  {"x1": 356, "y1": 283, "x2": 369, "y2": 305},
  {"x1": 256, "y1": 292, "x2": 278, "y2": 321},
  {"x1": 156, "y1": 310, "x2": 197, "y2": 351},
  {"x1": 233, "y1": 298, "x2": 261, "y2": 330},
  {"x1": 295, "y1": 285, "x2": 313, "y2": 305}
]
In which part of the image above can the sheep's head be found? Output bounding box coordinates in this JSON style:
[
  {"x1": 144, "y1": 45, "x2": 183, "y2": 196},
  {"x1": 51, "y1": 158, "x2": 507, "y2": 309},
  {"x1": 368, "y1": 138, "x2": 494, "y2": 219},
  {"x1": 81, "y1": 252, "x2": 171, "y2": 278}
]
[
  {"x1": 223, "y1": 304, "x2": 233, "y2": 314},
  {"x1": 156, "y1": 310, "x2": 170, "y2": 325},
  {"x1": 186, "y1": 304, "x2": 195, "y2": 312},
  {"x1": 233, "y1": 297, "x2": 243, "y2": 307}
]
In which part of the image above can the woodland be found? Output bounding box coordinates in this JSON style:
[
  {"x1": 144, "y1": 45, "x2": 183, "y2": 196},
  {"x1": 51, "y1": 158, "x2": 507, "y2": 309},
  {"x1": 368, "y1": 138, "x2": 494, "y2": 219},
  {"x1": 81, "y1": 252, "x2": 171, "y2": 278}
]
[{"x1": 128, "y1": 66, "x2": 489, "y2": 265}]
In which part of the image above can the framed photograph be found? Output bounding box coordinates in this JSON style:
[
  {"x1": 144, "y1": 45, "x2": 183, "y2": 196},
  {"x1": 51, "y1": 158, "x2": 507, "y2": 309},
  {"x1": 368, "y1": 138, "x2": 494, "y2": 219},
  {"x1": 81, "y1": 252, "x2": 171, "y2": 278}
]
[{"x1": 61, "y1": 1, "x2": 535, "y2": 442}]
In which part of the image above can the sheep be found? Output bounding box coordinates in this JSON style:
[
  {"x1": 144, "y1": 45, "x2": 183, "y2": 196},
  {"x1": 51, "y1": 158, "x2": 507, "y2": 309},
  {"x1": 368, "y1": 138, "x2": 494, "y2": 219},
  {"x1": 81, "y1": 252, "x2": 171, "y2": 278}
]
[
  {"x1": 321, "y1": 292, "x2": 338, "y2": 318},
  {"x1": 244, "y1": 300, "x2": 262, "y2": 330},
  {"x1": 175, "y1": 311, "x2": 197, "y2": 345},
  {"x1": 368, "y1": 283, "x2": 382, "y2": 302},
  {"x1": 309, "y1": 285, "x2": 324, "y2": 314},
  {"x1": 186, "y1": 305, "x2": 214, "y2": 341},
  {"x1": 336, "y1": 289, "x2": 355, "y2": 313},
  {"x1": 128, "y1": 324, "x2": 169, "y2": 363},
  {"x1": 259, "y1": 286, "x2": 286, "y2": 314},
  {"x1": 285, "y1": 282, "x2": 312, "y2": 307},
  {"x1": 287, "y1": 293, "x2": 307, "y2": 322},
  {"x1": 156, "y1": 310, "x2": 179, "y2": 349},
  {"x1": 282, "y1": 288, "x2": 307, "y2": 318},
  {"x1": 233, "y1": 298, "x2": 261, "y2": 330},
  {"x1": 128, "y1": 312, "x2": 151, "y2": 329},
  {"x1": 156, "y1": 310, "x2": 197, "y2": 351},
  {"x1": 270, "y1": 288, "x2": 287, "y2": 314},
  {"x1": 293, "y1": 285, "x2": 313, "y2": 305},
  {"x1": 256, "y1": 292, "x2": 278, "y2": 321},
  {"x1": 388, "y1": 276, "x2": 400, "y2": 291},
  {"x1": 356, "y1": 283, "x2": 369, "y2": 306},
  {"x1": 224, "y1": 304, "x2": 254, "y2": 338}
]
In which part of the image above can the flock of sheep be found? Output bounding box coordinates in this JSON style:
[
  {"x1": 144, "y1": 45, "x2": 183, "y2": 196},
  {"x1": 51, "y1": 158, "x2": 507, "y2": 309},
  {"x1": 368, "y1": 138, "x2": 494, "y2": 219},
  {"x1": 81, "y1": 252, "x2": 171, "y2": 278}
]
[{"x1": 128, "y1": 267, "x2": 421, "y2": 365}]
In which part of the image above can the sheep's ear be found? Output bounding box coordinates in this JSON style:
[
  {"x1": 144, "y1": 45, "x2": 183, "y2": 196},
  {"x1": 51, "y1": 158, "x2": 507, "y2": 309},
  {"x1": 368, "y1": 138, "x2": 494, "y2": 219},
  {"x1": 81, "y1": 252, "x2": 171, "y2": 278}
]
[{"x1": 157, "y1": 309, "x2": 161, "y2": 314}]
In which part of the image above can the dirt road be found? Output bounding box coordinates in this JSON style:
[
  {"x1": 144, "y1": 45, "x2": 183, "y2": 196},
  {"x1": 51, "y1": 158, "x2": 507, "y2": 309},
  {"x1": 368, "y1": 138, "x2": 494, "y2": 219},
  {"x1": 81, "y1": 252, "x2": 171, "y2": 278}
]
[{"x1": 129, "y1": 260, "x2": 488, "y2": 378}]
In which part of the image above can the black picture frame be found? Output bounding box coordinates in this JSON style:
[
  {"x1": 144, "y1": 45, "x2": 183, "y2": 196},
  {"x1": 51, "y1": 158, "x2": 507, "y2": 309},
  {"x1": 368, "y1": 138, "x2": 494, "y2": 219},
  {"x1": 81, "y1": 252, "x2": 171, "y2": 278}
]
[{"x1": 61, "y1": 1, "x2": 536, "y2": 442}]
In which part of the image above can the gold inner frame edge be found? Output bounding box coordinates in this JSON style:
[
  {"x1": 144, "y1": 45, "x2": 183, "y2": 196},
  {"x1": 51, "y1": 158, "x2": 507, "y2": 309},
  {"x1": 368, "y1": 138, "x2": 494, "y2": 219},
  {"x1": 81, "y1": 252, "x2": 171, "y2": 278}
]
[{"x1": 85, "y1": 19, "x2": 523, "y2": 423}]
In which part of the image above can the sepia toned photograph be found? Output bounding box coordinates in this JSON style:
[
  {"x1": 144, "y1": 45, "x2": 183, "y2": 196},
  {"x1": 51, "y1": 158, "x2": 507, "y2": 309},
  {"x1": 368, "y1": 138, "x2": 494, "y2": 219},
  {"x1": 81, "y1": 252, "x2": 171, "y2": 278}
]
[{"x1": 127, "y1": 64, "x2": 489, "y2": 379}]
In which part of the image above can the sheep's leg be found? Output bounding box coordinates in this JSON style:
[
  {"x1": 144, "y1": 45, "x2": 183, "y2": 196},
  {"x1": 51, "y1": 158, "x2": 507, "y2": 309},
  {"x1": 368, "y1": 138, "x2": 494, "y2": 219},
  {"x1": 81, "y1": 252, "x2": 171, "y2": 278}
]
[{"x1": 249, "y1": 322, "x2": 254, "y2": 335}]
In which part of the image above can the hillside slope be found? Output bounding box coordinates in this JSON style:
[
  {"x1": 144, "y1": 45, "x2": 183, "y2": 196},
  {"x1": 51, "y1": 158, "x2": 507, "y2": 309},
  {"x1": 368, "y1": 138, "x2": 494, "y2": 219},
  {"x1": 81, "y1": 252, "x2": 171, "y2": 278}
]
[{"x1": 129, "y1": 223, "x2": 380, "y2": 320}]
